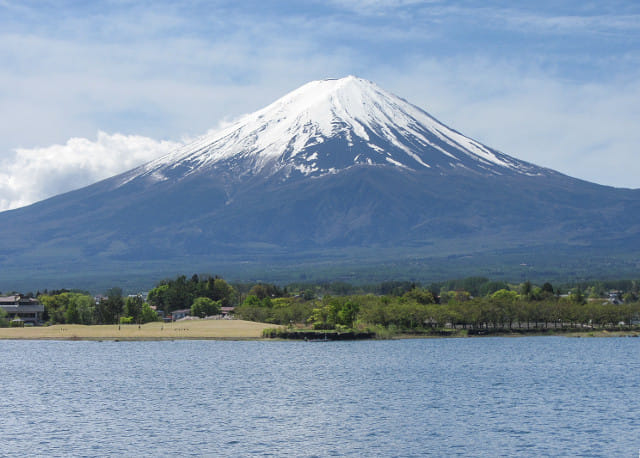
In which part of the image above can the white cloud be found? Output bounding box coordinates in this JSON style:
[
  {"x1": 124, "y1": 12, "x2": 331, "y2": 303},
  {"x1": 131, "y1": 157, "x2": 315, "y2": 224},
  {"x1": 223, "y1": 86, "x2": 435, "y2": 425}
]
[
  {"x1": 498, "y1": 11, "x2": 640, "y2": 34},
  {"x1": 0, "y1": 132, "x2": 181, "y2": 211},
  {"x1": 326, "y1": 0, "x2": 436, "y2": 13}
]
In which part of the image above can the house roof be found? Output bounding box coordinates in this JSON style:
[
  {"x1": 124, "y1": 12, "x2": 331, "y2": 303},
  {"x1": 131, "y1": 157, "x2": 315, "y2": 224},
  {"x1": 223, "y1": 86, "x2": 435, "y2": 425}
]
[{"x1": 0, "y1": 296, "x2": 43, "y2": 312}]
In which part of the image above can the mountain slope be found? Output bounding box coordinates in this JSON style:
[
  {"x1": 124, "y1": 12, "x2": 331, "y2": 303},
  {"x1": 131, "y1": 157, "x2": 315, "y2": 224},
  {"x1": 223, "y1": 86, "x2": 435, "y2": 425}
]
[
  {"x1": 120, "y1": 76, "x2": 552, "y2": 186},
  {"x1": 0, "y1": 76, "x2": 639, "y2": 289}
]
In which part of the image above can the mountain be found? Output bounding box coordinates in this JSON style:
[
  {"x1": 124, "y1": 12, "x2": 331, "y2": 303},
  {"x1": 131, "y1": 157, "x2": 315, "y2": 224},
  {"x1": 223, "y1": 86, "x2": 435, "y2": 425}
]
[
  {"x1": 1, "y1": 76, "x2": 639, "y2": 290},
  {"x1": 128, "y1": 75, "x2": 547, "y2": 181}
]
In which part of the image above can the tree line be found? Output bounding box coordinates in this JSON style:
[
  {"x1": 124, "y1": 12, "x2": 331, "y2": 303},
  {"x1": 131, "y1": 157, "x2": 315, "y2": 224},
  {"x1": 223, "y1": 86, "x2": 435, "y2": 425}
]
[
  {"x1": 234, "y1": 283, "x2": 640, "y2": 333},
  {"x1": 38, "y1": 288, "x2": 158, "y2": 325},
  {"x1": 3, "y1": 275, "x2": 639, "y2": 330}
]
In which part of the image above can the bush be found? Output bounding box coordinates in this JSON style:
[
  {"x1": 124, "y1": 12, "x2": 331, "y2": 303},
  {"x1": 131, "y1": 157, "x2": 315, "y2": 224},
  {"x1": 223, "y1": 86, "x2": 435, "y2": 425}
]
[{"x1": 262, "y1": 328, "x2": 280, "y2": 338}]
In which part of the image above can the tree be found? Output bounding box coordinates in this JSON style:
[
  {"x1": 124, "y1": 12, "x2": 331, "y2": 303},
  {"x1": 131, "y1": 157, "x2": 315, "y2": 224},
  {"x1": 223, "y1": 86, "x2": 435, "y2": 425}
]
[
  {"x1": 75, "y1": 294, "x2": 96, "y2": 325},
  {"x1": 96, "y1": 287, "x2": 124, "y2": 324},
  {"x1": 168, "y1": 275, "x2": 191, "y2": 311},
  {"x1": 478, "y1": 280, "x2": 510, "y2": 297},
  {"x1": 337, "y1": 301, "x2": 359, "y2": 328},
  {"x1": 210, "y1": 278, "x2": 237, "y2": 306},
  {"x1": 147, "y1": 275, "x2": 238, "y2": 312},
  {"x1": 190, "y1": 297, "x2": 221, "y2": 318},
  {"x1": 124, "y1": 295, "x2": 144, "y2": 322},
  {"x1": 490, "y1": 289, "x2": 519, "y2": 302},
  {"x1": 39, "y1": 292, "x2": 94, "y2": 325},
  {"x1": 147, "y1": 284, "x2": 170, "y2": 312},
  {"x1": 403, "y1": 288, "x2": 436, "y2": 304},
  {"x1": 65, "y1": 301, "x2": 80, "y2": 324},
  {"x1": 140, "y1": 303, "x2": 159, "y2": 323},
  {"x1": 570, "y1": 287, "x2": 586, "y2": 305},
  {"x1": 308, "y1": 305, "x2": 333, "y2": 329},
  {"x1": 441, "y1": 290, "x2": 471, "y2": 304},
  {"x1": 0, "y1": 307, "x2": 8, "y2": 327},
  {"x1": 40, "y1": 293, "x2": 72, "y2": 324},
  {"x1": 542, "y1": 282, "x2": 554, "y2": 295},
  {"x1": 249, "y1": 283, "x2": 282, "y2": 300},
  {"x1": 519, "y1": 281, "x2": 533, "y2": 300}
]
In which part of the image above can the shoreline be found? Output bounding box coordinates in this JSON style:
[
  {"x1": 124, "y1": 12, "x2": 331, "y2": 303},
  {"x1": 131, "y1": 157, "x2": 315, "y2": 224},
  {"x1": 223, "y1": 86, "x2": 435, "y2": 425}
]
[{"x1": 1, "y1": 321, "x2": 638, "y2": 341}]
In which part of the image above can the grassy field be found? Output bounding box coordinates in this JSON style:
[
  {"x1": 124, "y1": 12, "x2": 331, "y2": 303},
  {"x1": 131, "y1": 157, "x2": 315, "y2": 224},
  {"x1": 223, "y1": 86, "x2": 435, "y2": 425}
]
[{"x1": 0, "y1": 319, "x2": 280, "y2": 341}]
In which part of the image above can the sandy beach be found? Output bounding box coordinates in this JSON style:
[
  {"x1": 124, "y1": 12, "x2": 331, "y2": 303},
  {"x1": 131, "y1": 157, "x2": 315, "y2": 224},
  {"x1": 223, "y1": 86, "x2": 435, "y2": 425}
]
[{"x1": 0, "y1": 319, "x2": 279, "y2": 340}]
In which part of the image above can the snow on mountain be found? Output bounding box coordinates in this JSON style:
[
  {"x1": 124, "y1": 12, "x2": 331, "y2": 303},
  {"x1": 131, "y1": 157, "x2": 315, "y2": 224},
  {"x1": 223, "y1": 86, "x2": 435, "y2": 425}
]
[{"x1": 121, "y1": 76, "x2": 550, "y2": 186}]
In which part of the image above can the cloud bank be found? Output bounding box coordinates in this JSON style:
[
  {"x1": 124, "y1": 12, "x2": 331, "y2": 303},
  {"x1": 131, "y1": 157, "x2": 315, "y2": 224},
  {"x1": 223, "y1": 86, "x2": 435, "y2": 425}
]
[{"x1": 0, "y1": 132, "x2": 180, "y2": 211}]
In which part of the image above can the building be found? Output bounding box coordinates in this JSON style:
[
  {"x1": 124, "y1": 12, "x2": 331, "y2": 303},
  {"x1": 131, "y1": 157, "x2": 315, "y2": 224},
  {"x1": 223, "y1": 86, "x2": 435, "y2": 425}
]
[
  {"x1": 221, "y1": 307, "x2": 235, "y2": 318},
  {"x1": 0, "y1": 295, "x2": 45, "y2": 325},
  {"x1": 171, "y1": 309, "x2": 191, "y2": 321},
  {"x1": 607, "y1": 291, "x2": 623, "y2": 305}
]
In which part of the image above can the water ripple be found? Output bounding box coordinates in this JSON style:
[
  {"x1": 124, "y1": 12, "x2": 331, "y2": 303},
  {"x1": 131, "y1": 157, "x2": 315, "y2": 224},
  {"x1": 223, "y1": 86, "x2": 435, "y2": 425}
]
[{"x1": 0, "y1": 337, "x2": 638, "y2": 456}]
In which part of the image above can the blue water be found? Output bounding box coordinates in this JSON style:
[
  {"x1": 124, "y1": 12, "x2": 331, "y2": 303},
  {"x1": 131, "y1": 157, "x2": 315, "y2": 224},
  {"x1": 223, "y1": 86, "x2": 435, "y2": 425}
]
[{"x1": 1, "y1": 337, "x2": 638, "y2": 457}]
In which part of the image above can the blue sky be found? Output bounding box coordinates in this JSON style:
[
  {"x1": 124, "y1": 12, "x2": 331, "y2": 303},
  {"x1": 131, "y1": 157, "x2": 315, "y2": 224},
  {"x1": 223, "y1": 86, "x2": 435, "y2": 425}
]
[{"x1": 1, "y1": 0, "x2": 639, "y2": 209}]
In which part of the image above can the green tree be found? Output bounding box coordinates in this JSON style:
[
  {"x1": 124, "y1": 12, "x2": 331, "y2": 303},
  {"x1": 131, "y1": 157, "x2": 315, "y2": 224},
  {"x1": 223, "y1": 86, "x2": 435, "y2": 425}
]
[
  {"x1": 168, "y1": 275, "x2": 191, "y2": 311},
  {"x1": 208, "y1": 278, "x2": 237, "y2": 306},
  {"x1": 96, "y1": 287, "x2": 124, "y2": 324},
  {"x1": 308, "y1": 305, "x2": 333, "y2": 329},
  {"x1": 269, "y1": 299, "x2": 314, "y2": 325},
  {"x1": 519, "y1": 281, "x2": 533, "y2": 300},
  {"x1": 556, "y1": 298, "x2": 579, "y2": 327},
  {"x1": 337, "y1": 301, "x2": 359, "y2": 328},
  {"x1": 75, "y1": 294, "x2": 96, "y2": 325},
  {"x1": 40, "y1": 293, "x2": 72, "y2": 324},
  {"x1": 248, "y1": 283, "x2": 283, "y2": 300},
  {"x1": 442, "y1": 290, "x2": 471, "y2": 304},
  {"x1": 140, "y1": 303, "x2": 159, "y2": 323},
  {"x1": 148, "y1": 275, "x2": 238, "y2": 312},
  {"x1": 235, "y1": 303, "x2": 272, "y2": 322},
  {"x1": 40, "y1": 292, "x2": 94, "y2": 325},
  {"x1": 190, "y1": 297, "x2": 222, "y2": 318},
  {"x1": 490, "y1": 289, "x2": 519, "y2": 302},
  {"x1": 570, "y1": 287, "x2": 586, "y2": 305},
  {"x1": 65, "y1": 300, "x2": 80, "y2": 324},
  {"x1": 124, "y1": 295, "x2": 144, "y2": 322},
  {"x1": 242, "y1": 295, "x2": 261, "y2": 307},
  {"x1": 403, "y1": 288, "x2": 436, "y2": 304},
  {"x1": 147, "y1": 284, "x2": 170, "y2": 312},
  {"x1": 0, "y1": 307, "x2": 8, "y2": 327},
  {"x1": 478, "y1": 280, "x2": 510, "y2": 297},
  {"x1": 488, "y1": 291, "x2": 519, "y2": 329},
  {"x1": 541, "y1": 282, "x2": 554, "y2": 295}
]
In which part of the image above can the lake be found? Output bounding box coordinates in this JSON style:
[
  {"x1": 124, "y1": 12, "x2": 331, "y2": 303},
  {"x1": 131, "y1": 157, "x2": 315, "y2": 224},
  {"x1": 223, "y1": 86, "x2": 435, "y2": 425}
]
[{"x1": 1, "y1": 337, "x2": 638, "y2": 456}]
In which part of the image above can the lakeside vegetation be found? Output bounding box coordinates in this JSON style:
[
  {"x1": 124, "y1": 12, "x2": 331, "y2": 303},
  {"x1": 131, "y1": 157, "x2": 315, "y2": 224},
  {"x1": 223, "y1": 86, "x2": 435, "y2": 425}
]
[{"x1": 2, "y1": 274, "x2": 639, "y2": 339}]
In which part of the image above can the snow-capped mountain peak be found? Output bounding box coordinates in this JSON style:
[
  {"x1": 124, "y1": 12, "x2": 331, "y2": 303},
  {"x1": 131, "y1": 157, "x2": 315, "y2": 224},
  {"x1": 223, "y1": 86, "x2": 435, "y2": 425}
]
[{"x1": 127, "y1": 76, "x2": 547, "y2": 185}]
